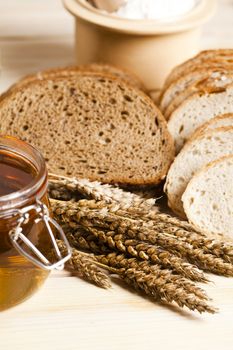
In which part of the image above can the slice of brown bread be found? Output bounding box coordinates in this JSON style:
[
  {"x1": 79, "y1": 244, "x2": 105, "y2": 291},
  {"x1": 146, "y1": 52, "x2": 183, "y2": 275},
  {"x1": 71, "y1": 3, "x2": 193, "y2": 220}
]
[
  {"x1": 164, "y1": 49, "x2": 233, "y2": 88},
  {"x1": 159, "y1": 66, "x2": 233, "y2": 117},
  {"x1": 0, "y1": 73, "x2": 174, "y2": 185},
  {"x1": 7, "y1": 63, "x2": 146, "y2": 94}
]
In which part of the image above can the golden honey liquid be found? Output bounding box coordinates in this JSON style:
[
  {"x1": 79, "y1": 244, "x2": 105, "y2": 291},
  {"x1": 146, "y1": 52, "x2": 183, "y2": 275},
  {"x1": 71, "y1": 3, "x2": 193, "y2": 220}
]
[{"x1": 0, "y1": 151, "x2": 49, "y2": 310}]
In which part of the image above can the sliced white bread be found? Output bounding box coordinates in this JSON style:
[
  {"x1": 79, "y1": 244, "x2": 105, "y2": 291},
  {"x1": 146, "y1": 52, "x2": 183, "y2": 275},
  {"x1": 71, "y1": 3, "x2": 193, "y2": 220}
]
[
  {"x1": 164, "y1": 127, "x2": 233, "y2": 218},
  {"x1": 192, "y1": 113, "x2": 233, "y2": 137},
  {"x1": 168, "y1": 83, "x2": 233, "y2": 153},
  {"x1": 182, "y1": 155, "x2": 233, "y2": 237},
  {"x1": 164, "y1": 49, "x2": 233, "y2": 87},
  {"x1": 165, "y1": 73, "x2": 233, "y2": 120},
  {"x1": 0, "y1": 73, "x2": 174, "y2": 185},
  {"x1": 160, "y1": 67, "x2": 233, "y2": 117}
]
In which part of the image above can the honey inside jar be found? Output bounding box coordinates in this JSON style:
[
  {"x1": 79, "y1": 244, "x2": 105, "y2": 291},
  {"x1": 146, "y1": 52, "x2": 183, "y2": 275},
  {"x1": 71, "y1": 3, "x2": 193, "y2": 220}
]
[
  {"x1": 0, "y1": 151, "x2": 37, "y2": 196},
  {"x1": 0, "y1": 137, "x2": 51, "y2": 311}
]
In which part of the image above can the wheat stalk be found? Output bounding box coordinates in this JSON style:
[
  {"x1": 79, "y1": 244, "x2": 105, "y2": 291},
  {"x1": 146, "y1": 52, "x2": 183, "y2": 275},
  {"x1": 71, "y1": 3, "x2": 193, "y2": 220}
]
[
  {"x1": 146, "y1": 211, "x2": 206, "y2": 233},
  {"x1": 60, "y1": 223, "x2": 111, "y2": 254},
  {"x1": 52, "y1": 198, "x2": 233, "y2": 276},
  {"x1": 48, "y1": 181, "x2": 84, "y2": 202},
  {"x1": 78, "y1": 199, "x2": 233, "y2": 263},
  {"x1": 119, "y1": 267, "x2": 216, "y2": 314},
  {"x1": 94, "y1": 258, "x2": 215, "y2": 314},
  {"x1": 48, "y1": 174, "x2": 232, "y2": 262},
  {"x1": 96, "y1": 253, "x2": 209, "y2": 301},
  {"x1": 107, "y1": 219, "x2": 233, "y2": 276},
  {"x1": 85, "y1": 226, "x2": 207, "y2": 282},
  {"x1": 138, "y1": 218, "x2": 233, "y2": 263},
  {"x1": 46, "y1": 176, "x2": 229, "y2": 314},
  {"x1": 56, "y1": 240, "x2": 111, "y2": 289},
  {"x1": 57, "y1": 225, "x2": 214, "y2": 312},
  {"x1": 58, "y1": 196, "x2": 233, "y2": 264},
  {"x1": 52, "y1": 198, "x2": 192, "y2": 253},
  {"x1": 56, "y1": 237, "x2": 215, "y2": 313},
  {"x1": 52, "y1": 199, "x2": 207, "y2": 281},
  {"x1": 49, "y1": 174, "x2": 156, "y2": 210},
  {"x1": 50, "y1": 196, "x2": 220, "y2": 313},
  {"x1": 61, "y1": 221, "x2": 210, "y2": 283},
  {"x1": 58, "y1": 220, "x2": 208, "y2": 282}
]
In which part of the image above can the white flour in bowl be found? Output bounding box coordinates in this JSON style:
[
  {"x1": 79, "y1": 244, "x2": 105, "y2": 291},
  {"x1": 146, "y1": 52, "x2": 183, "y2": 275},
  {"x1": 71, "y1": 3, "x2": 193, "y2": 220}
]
[{"x1": 113, "y1": 0, "x2": 199, "y2": 20}]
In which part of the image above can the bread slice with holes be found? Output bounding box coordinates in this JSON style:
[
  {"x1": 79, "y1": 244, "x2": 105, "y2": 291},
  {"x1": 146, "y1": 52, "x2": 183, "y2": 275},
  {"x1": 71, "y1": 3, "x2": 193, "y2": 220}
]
[
  {"x1": 164, "y1": 49, "x2": 233, "y2": 88},
  {"x1": 160, "y1": 66, "x2": 233, "y2": 117},
  {"x1": 7, "y1": 63, "x2": 145, "y2": 94},
  {"x1": 168, "y1": 83, "x2": 233, "y2": 153},
  {"x1": 164, "y1": 127, "x2": 233, "y2": 218},
  {"x1": 182, "y1": 155, "x2": 233, "y2": 236},
  {"x1": 0, "y1": 73, "x2": 174, "y2": 185}
]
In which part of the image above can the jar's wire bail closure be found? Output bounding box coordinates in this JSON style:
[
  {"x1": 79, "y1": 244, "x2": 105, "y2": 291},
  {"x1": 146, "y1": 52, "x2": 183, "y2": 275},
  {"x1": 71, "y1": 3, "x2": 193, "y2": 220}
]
[{"x1": 8, "y1": 201, "x2": 72, "y2": 271}]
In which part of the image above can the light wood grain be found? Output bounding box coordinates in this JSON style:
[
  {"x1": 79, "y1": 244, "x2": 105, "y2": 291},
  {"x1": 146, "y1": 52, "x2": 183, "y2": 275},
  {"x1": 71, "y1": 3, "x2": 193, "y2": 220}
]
[
  {"x1": 1, "y1": 274, "x2": 233, "y2": 350},
  {"x1": 1, "y1": 1, "x2": 233, "y2": 349}
]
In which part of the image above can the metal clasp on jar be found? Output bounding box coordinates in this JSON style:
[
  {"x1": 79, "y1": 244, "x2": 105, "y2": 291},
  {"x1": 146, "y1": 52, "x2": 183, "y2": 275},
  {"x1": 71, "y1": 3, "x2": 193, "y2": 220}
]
[{"x1": 9, "y1": 201, "x2": 72, "y2": 271}]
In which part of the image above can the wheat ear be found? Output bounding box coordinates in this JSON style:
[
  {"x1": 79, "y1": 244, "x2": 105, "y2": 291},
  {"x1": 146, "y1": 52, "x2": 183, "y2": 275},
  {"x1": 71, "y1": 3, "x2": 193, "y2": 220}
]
[
  {"x1": 95, "y1": 260, "x2": 216, "y2": 314},
  {"x1": 56, "y1": 240, "x2": 111, "y2": 289},
  {"x1": 52, "y1": 198, "x2": 233, "y2": 276},
  {"x1": 97, "y1": 253, "x2": 209, "y2": 301},
  {"x1": 86, "y1": 226, "x2": 207, "y2": 282},
  {"x1": 48, "y1": 174, "x2": 156, "y2": 210}
]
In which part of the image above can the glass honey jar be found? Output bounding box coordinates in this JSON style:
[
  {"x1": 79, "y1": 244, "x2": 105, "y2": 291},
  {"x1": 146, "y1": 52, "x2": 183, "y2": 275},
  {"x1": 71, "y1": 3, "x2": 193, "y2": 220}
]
[{"x1": 0, "y1": 136, "x2": 71, "y2": 311}]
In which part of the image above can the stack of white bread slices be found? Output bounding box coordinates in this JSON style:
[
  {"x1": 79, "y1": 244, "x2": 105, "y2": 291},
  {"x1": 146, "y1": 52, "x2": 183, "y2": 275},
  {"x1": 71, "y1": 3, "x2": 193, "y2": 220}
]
[{"x1": 160, "y1": 49, "x2": 233, "y2": 237}]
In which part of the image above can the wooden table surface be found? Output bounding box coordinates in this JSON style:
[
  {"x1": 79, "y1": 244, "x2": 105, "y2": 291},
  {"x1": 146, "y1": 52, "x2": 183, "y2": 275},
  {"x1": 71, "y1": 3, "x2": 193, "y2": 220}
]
[{"x1": 1, "y1": 1, "x2": 233, "y2": 349}]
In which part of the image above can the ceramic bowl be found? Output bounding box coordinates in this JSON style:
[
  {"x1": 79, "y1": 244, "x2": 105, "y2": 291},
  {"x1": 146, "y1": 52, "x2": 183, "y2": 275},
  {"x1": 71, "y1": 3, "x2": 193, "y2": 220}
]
[{"x1": 63, "y1": 0, "x2": 216, "y2": 92}]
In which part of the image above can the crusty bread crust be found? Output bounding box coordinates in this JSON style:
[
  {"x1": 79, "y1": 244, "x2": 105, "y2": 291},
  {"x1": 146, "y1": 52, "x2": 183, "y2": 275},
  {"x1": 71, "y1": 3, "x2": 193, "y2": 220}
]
[
  {"x1": 164, "y1": 49, "x2": 233, "y2": 88},
  {"x1": 5, "y1": 63, "x2": 146, "y2": 95}
]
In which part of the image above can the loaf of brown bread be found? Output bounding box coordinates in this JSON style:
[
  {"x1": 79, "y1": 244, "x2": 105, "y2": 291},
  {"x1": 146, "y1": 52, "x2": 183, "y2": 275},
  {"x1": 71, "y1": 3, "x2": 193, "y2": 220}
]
[
  {"x1": 6, "y1": 63, "x2": 145, "y2": 94},
  {"x1": 0, "y1": 73, "x2": 174, "y2": 185}
]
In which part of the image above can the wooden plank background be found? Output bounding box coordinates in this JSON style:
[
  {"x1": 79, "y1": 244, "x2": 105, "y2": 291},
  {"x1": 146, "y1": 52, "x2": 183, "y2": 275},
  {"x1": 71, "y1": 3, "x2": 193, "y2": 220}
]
[{"x1": 1, "y1": 1, "x2": 233, "y2": 349}]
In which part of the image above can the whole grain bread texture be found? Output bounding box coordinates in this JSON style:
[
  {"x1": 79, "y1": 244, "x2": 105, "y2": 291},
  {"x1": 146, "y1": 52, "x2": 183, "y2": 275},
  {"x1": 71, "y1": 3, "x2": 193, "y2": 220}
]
[
  {"x1": 0, "y1": 73, "x2": 174, "y2": 185},
  {"x1": 182, "y1": 155, "x2": 233, "y2": 237},
  {"x1": 160, "y1": 66, "x2": 233, "y2": 118},
  {"x1": 6, "y1": 63, "x2": 145, "y2": 95},
  {"x1": 168, "y1": 83, "x2": 233, "y2": 153},
  {"x1": 164, "y1": 127, "x2": 233, "y2": 218},
  {"x1": 164, "y1": 49, "x2": 233, "y2": 88}
]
